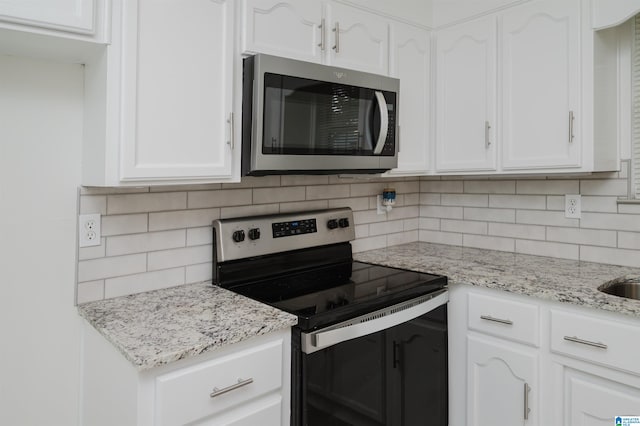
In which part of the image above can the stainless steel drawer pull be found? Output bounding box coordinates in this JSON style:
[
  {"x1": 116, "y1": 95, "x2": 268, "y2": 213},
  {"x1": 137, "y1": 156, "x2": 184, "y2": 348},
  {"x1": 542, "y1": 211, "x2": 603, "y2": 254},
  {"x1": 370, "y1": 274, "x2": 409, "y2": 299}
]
[
  {"x1": 318, "y1": 19, "x2": 326, "y2": 50},
  {"x1": 564, "y1": 336, "x2": 607, "y2": 349},
  {"x1": 210, "y1": 377, "x2": 254, "y2": 398},
  {"x1": 563, "y1": 335, "x2": 607, "y2": 350},
  {"x1": 333, "y1": 21, "x2": 340, "y2": 53},
  {"x1": 524, "y1": 382, "x2": 531, "y2": 420},
  {"x1": 568, "y1": 110, "x2": 575, "y2": 143},
  {"x1": 485, "y1": 121, "x2": 491, "y2": 147},
  {"x1": 480, "y1": 315, "x2": 513, "y2": 325},
  {"x1": 227, "y1": 112, "x2": 234, "y2": 150}
]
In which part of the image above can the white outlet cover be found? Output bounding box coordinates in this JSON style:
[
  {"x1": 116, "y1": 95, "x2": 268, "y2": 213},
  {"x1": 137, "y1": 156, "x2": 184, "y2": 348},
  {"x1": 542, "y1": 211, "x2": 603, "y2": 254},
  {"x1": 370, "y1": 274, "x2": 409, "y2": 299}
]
[
  {"x1": 79, "y1": 213, "x2": 101, "y2": 247},
  {"x1": 564, "y1": 194, "x2": 581, "y2": 219}
]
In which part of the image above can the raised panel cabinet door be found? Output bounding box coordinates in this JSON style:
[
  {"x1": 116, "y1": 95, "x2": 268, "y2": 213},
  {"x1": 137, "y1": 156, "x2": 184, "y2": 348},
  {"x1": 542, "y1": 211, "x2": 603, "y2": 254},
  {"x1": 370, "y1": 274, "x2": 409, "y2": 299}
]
[
  {"x1": 388, "y1": 22, "x2": 430, "y2": 174},
  {"x1": 325, "y1": 2, "x2": 389, "y2": 75},
  {"x1": 564, "y1": 368, "x2": 640, "y2": 426},
  {"x1": 435, "y1": 16, "x2": 497, "y2": 172},
  {"x1": 0, "y1": 0, "x2": 95, "y2": 34},
  {"x1": 119, "y1": 0, "x2": 234, "y2": 181},
  {"x1": 501, "y1": 0, "x2": 581, "y2": 170},
  {"x1": 468, "y1": 336, "x2": 538, "y2": 426},
  {"x1": 241, "y1": 0, "x2": 323, "y2": 63}
]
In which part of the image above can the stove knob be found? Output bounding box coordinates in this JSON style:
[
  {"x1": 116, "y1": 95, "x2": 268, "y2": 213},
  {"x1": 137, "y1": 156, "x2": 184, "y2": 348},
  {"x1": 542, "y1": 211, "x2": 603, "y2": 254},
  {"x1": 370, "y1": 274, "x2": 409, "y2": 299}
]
[
  {"x1": 232, "y1": 230, "x2": 245, "y2": 243},
  {"x1": 327, "y1": 219, "x2": 338, "y2": 230},
  {"x1": 248, "y1": 228, "x2": 261, "y2": 240},
  {"x1": 338, "y1": 218, "x2": 350, "y2": 228}
]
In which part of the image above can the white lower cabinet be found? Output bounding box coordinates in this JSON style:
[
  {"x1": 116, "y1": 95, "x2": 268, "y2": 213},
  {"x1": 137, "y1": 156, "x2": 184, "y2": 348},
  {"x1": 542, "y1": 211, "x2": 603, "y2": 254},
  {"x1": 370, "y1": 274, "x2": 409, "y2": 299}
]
[
  {"x1": 81, "y1": 324, "x2": 291, "y2": 426},
  {"x1": 450, "y1": 285, "x2": 640, "y2": 426}
]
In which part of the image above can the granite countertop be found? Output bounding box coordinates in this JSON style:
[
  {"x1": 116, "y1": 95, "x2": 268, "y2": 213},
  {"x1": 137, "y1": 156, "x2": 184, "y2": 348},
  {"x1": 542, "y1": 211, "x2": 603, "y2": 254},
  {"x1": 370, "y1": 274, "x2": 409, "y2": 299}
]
[
  {"x1": 354, "y1": 242, "x2": 640, "y2": 318},
  {"x1": 77, "y1": 282, "x2": 297, "y2": 371}
]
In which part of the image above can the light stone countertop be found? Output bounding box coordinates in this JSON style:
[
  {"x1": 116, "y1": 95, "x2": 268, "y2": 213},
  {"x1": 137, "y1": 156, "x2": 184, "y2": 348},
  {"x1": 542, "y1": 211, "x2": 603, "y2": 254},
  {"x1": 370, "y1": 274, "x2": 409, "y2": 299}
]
[
  {"x1": 77, "y1": 282, "x2": 297, "y2": 371},
  {"x1": 354, "y1": 242, "x2": 640, "y2": 318}
]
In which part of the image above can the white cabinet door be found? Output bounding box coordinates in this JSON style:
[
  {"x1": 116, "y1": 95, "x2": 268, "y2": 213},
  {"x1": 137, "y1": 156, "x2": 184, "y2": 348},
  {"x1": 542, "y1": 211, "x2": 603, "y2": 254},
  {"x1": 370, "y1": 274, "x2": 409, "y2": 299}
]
[
  {"x1": 0, "y1": 0, "x2": 95, "y2": 34},
  {"x1": 119, "y1": 0, "x2": 234, "y2": 182},
  {"x1": 241, "y1": 0, "x2": 323, "y2": 63},
  {"x1": 435, "y1": 16, "x2": 497, "y2": 172},
  {"x1": 325, "y1": 2, "x2": 389, "y2": 75},
  {"x1": 224, "y1": 398, "x2": 282, "y2": 426},
  {"x1": 468, "y1": 336, "x2": 538, "y2": 426},
  {"x1": 501, "y1": 0, "x2": 581, "y2": 170},
  {"x1": 388, "y1": 22, "x2": 430, "y2": 175},
  {"x1": 564, "y1": 368, "x2": 640, "y2": 426}
]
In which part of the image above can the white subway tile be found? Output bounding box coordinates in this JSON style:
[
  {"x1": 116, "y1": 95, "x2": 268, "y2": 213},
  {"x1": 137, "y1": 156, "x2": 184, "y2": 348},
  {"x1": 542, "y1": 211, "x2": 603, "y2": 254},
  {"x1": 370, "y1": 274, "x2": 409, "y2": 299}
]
[
  {"x1": 353, "y1": 209, "x2": 388, "y2": 224},
  {"x1": 419, "y1": 230, "x2": 463, "y2": 246},
  {"x1": 280, "y1": 175, "x2": 328, "y2": 186},
  {"x1": 420, "y1": 181, "x2": 463, "y2": 193},
  {"x1": 419, "y1": 217, "x2": 440, "y2": 230},
  {"x1": 403, "y1": 218, "x2": 419, "y2": 231},
  {"x1": 76, "y1": 280, "x2": 104, "y2": 304},
  {"x1": 328, "y1": 197, "x2": 370, "y2": 211},
  {"x1": 369, "y1": 220, "x2": 404, "y2": 236},
  {"x1": 488, "y1": 223, "x2": 546, "y2": 240},
  {"x1": 619, "y1": 232, "x2": 640, "y2": 250},
  {"x1": 104, "y1": 268, "x2": 185, "y2": 299},
  {"x1": 618, "y1": 203, "x2": 640, "y2": 214},
  {"x1": 106, "y1": 229, "x2": 185, "y2": 256},
  {"x1": 388, "y1": 206, "x2": 419, "y2": 220},
  {"x1": 516, "y1": 180, "x2": 579, "y2": 195},
  {"x1": 464, "y1": 208, "x2": 515, "y2": 223},
  {"x1": 546, "y1": 196, "x2": 564, "y2": 211},
  {"x1": 186, "y1": 262, "x2": 212, "y2": 284},
  {"x1": 441, "y1": 194, "x2": 489, "y2": 207},
  {"x1": 393, "y1": 180, "x2": 420, "y2": 194},
  {"x1": 420, "y1": 205, "x2": 463, "y2": 219},
  {"x1": 516, "y1": 210, "x2": 579, "y2": 227},
  {"x1": 580, "y1": 246, "x2": 640, "y2": 267},
  {"x1": 350, "y1": 182, "x2": 386, "y2": 197},
  {"x1": 355, "y1": 224, "x2": 369, "y2": 239},
  {"x1": 489, "y1": 195, "x2": 546, "y2": 209},
  {"x1": 149, "y1": 208, "x2": 220, "y2": 231},
  {"x1": 101, "y1": 214, "x2": 148, "y2": 236},
  {"x1": 388, "y1": 230, "x2": 419, "y2": 246},
  {"x1": 420, "y1": 193, "x2": 441, "y2": 205},
  {"x1": 464, "y1": 180, "x2": 516, "y2": 194},
  {"x1": 581, "y1": 212, "x2": 640, "y2": 232},
  {"x1": 78, "y1": 253, "x2": 147, "y2": 282},
  {"x1": 107, "y1": 192, "x2": 187, "y2": 214},
  {"x1": 221, "y1": 204, "x2": 279, "y2": 218},
  {"x1": 404, "y1": 193, "x2": 420, "y2": 206},
  {"x1": 306, "y1": 184, "x2": 350, "y2": 200},
  {"x1": 441, "y1": 219, "x2": 487, "y2": 235},
  {"x1": 147, "y1": 245, "x2": 211, "y2": 271},
  {"x1": 187, "y1": 227, "x2": 213, "y2": 246},
  {"x1": 546, "y1": 226, "x2": 616, "y2": 247},
  {"x1": 253, "y1": 186, "x2": 305, "y2": 204},
  {"x1": 222, "y1": 175, "x2": 280, "y2": 188},
  {"x1": 581, "y1": 196, "x2": 618, "y2": 213},
  {"x1": 463, "y1": 234, "x2": 514, "y2": 252},
  {"x1": 516, "y1": 240, "x2": 579, "y2": 260},
  {"x1": 351, "y1": 235, "x2": 387, "y2": 253},
  {"x1": 80, "y1": 195, "x2": 107, "y2": 215},
  {"x1": 188, "y1": 189, "x2": 252, "y2": 209},
  {"x1": 280, "y1": 200, "x2": 328, "y2": 213},
  {"x1": 580, "y1": 179, "x2": 627, "y2": 196},
  {"x1": 78, "y1": 238, "x2": 106, "y2": 260}
]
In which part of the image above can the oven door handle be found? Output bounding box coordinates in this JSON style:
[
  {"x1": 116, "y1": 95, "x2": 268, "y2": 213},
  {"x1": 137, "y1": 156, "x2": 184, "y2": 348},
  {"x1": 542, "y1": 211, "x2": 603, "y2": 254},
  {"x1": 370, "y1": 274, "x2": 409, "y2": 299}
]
[{"x1": 301, "y1": 289, "x2": 448, "y2": 354}]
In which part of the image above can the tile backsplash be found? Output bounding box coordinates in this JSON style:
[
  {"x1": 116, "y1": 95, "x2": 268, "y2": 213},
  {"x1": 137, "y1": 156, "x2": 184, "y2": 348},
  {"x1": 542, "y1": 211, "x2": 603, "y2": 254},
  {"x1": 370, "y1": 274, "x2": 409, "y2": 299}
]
[
  {"x1": 77, "y1": 170, "x2": 640, "y2": 303},
  {"x1": 76, "y1": 175, "x2": 420, "y2": 303}
]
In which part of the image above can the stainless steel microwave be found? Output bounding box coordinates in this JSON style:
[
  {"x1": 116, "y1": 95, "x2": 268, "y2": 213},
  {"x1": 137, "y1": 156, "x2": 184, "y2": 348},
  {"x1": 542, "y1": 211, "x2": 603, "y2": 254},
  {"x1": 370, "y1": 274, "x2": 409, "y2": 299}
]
[{"x1": 241, "y1": 54, "x2": 399, "y2": 176}]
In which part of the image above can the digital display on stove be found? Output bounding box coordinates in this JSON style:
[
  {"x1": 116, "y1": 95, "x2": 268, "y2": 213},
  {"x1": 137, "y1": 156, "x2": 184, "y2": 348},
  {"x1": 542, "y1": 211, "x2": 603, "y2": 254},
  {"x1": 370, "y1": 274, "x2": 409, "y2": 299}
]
[{"x1": 272, "y1": 218, "x2": 317, "y2": 238}]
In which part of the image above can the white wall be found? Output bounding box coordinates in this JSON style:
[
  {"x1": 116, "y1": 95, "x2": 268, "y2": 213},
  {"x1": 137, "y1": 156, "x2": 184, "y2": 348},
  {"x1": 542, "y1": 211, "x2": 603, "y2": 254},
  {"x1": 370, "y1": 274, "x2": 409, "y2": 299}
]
[{"x1": 0, "y1": 55, "x2": 84, "y2": 426}]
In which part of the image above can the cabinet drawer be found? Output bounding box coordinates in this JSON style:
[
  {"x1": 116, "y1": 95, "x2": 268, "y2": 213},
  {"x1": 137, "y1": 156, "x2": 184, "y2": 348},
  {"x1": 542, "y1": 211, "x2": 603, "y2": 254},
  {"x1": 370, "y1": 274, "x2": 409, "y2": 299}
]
[
  {"x1": 155, "y1": 338, "x2": 283, "y2": 426},
  {"x1": 550, "y1": 309, "x2": 640, "y2": 376},
  {"x1": 468, "y1": 291, "x2": 539, "y2": 346}
]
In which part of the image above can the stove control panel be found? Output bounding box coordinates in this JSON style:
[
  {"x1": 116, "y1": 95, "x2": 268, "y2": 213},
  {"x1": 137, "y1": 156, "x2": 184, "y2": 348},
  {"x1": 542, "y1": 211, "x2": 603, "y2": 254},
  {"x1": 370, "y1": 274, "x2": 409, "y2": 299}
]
[{"x1": 272, "y1": 219, "x2": 317, "y2": 238}]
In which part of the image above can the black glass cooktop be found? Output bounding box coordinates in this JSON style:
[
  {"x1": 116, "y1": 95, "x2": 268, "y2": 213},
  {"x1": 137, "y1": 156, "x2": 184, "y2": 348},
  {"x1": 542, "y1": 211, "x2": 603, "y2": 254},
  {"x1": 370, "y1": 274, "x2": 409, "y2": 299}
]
[{"x1": 225, "y1": 261, "x2": 447, "y2": 331}]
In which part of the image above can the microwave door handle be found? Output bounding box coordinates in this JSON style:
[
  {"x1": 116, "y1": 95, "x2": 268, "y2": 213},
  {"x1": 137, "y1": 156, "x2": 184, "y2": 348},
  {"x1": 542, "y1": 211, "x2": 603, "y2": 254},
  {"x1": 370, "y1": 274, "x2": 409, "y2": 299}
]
[{"x1": 372, "y1": 91, "x2": 389, "y2": 155}]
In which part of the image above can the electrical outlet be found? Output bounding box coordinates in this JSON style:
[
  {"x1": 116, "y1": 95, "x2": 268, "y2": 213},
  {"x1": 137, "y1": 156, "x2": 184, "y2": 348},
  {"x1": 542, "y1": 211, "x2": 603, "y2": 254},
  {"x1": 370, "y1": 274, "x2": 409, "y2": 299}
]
[
  {"x1": 564, "y1": 194, "x2": 581, "y2": 219},
  {"x1": 79, "y1": 214, "x2": 101, "y2": 248}
]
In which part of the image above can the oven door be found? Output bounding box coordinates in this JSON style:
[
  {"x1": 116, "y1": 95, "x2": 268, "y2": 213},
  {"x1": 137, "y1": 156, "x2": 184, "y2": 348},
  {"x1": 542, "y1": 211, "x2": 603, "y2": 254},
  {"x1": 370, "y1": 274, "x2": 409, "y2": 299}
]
[{"x1": 294, "y1": 290, "x2": 448, "y2": 426}]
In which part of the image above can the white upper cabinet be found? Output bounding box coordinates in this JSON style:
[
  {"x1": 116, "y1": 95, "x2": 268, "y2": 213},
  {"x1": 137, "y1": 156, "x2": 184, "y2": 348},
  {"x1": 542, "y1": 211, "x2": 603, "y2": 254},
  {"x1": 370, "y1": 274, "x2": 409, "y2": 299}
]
[
  {"x1": 592, "y1": 0, "x2": 640, "y2": 30},
  {"x1": 83, "y1": 0, "x2": 236, "y2": 186},
  {"x1": 435, "y1": 16, "x2": 497, "y2": 172},
  {"x1": 241, "y1": 0, "x2": 323, "y2": 63},
  {"x1": 388, "y1": 22, "x2": 430, "y2": 174},
  {"x1": 0, "y1": 0, "x2": 96, "y2": 35},
  {"x1": 501, "y1": 0, "x2": 581, "y2": 170}
]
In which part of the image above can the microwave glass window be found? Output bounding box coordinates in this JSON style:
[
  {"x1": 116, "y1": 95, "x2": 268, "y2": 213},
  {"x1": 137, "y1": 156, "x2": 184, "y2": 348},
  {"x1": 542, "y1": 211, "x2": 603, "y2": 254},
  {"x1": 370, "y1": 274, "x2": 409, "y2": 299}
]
[{"x1": 263, "y1": 73, "x2": 395, "y2": 156}]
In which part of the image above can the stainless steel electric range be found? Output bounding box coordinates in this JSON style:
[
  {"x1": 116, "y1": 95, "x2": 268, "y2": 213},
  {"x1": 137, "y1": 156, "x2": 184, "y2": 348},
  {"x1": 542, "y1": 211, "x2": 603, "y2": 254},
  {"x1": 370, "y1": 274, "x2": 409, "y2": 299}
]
[{"x1": 213, "y1": 208, "x2": 448, "y2": 426}]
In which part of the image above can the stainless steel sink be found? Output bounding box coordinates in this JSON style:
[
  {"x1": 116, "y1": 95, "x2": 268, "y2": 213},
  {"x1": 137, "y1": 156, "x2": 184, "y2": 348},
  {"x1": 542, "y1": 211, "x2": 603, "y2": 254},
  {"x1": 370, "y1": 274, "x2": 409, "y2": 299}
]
[{"x1": 598, "y1": 277, "x2": 640, "y2": 300}]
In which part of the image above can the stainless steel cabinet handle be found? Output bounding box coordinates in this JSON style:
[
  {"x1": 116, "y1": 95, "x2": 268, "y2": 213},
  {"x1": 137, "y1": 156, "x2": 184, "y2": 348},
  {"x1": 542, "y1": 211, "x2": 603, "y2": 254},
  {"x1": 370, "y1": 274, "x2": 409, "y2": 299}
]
[
  {"x1": 568, "y1": 110, "x2": 575, "y2": 143},
  {"x1": 333, "y1": 21, "x2": 340, "y2": 53},
  {"x1": 485, "y1": 121, "x2": 491, "y2": 147},
  {"x1": 210, "y1": 377, "x2": 253, "y2": 398},
  {"x1": 563, "y1": 335, "x2": 607, "y2": 350},
  {"x1": 318, "y1": 19, "x2": 325, "y2": 50},
  {"x1": 227, "y1": 112, "x2": 234, "y2": 150},
  {"x1": 480, "y1": 315, "x2": 513, "y2": 325},
  {"x1": 524, "y1": 382, "x2": 531, "y2": 420}
]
